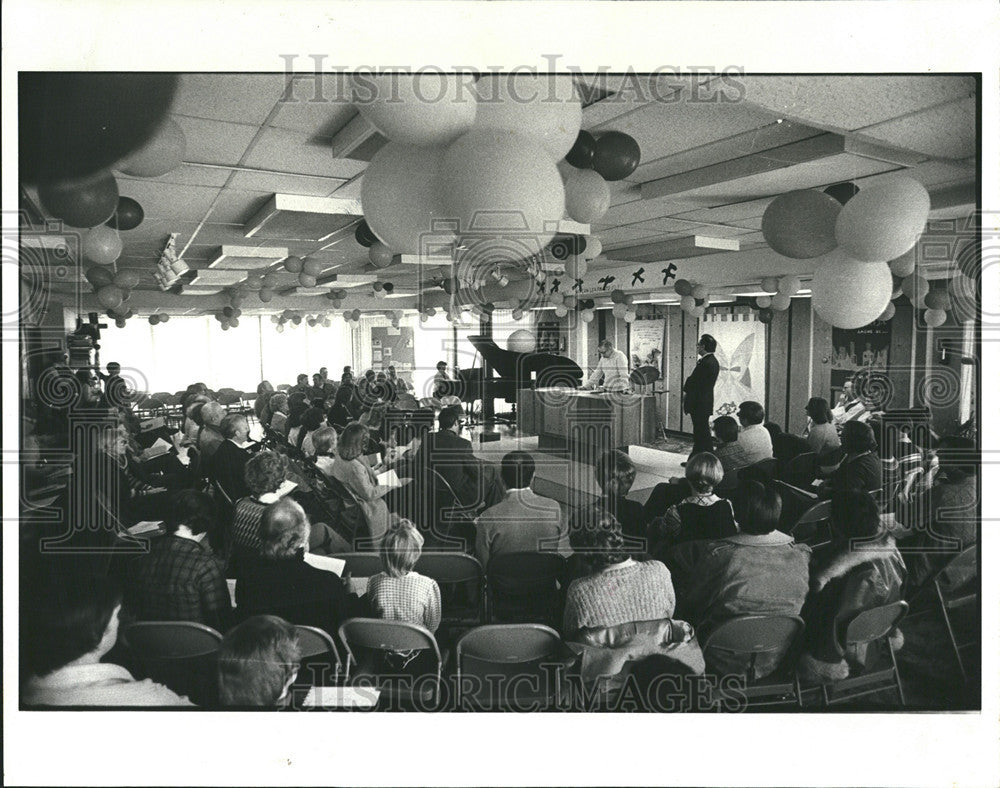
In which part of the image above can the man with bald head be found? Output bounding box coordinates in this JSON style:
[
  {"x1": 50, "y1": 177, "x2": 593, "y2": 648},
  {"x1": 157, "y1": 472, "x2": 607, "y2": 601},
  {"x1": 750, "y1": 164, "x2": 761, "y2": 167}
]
[{"x1": 197, "y1": 401, "x2": 227, "y2": 462}]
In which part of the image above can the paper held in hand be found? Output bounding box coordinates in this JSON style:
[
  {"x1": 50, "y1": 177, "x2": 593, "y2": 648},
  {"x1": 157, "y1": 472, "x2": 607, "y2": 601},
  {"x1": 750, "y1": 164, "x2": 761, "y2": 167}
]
[
  {"x1": 141, "y1": 438, "x2": 172, "y2": 460},
  {"x1": 275, "y1": 479, "x2": 298, "y2": 498},
  {"x1": 303, "y1": 553, "x2": 347, "y2": 576},
  {"x1": 302, "y1": 686, "x2": 380, "y2": 709},
  {"x1": 375, "y1": 469, "x2": 402, "y2": 488}
]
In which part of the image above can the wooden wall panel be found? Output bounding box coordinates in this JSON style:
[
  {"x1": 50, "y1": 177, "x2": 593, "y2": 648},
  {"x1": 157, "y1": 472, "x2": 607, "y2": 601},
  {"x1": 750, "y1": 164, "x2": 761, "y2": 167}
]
[
  {"x1": 888, "y1": 299, "x2": 915, "y2": 409},
  {"x1": 786, "y1": 298, "x2": 813, "y2": 435},
  {"x1": 666, "y1": 305, "x2": 685, "y2": 430},
  {"x1": 766, "y1": 307, "x2": 790, "y2": 429},
  {"x1": 811, "y1": 309, "x2": 834, "y2": 405}
]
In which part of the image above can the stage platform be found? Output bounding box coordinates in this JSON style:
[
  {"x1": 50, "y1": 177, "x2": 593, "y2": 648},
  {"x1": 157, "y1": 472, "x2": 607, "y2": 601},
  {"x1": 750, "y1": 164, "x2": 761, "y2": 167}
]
[{"x1": 466, "y1": 427, "x2": 687, "y2": 510}]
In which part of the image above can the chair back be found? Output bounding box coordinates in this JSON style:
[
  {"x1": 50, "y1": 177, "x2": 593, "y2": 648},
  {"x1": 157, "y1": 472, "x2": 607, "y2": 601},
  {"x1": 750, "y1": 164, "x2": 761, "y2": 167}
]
[
  {"x1": 486, "y1": 552, "x2": 566, "y2": 625},
  {"x1": 456, "y1": 624, "x2": 564, "y2": 709},
  {"x1": 934, "y1": 545, "x2": 977, "y2": 597},
  {"x1": 791, "y1": 499, "x2": 832, "y2": 544},
  {"x1": 700, "y1": 615, "x2": 803, "y2": 680},
  {"x1": 216, "y1": 390, "x2": 242, "y2": 407},
  {"x1": 332, "y1": 552, "x2": 385, "y2": 578},
  {"x1": 842, "y1": 601, "x2": 908, "y2": 647},
  {"x1": 294, "y1": 625, "x2": 344, "y2": 685},
  {"x1": 121, "y1": 621, "x2": 223, "y2": 705},
  {"x1": 339, "y1": 618, "x2": 440, "y2": 654},
  {"x1": 277, "y1": 383, "x2": 292, "y2": 393},
  {"x1": 417, "y1": 552, "x2": 486, "y2": 625},
  {"x1": 781, "y1": 451, "x2": 817, "y2": 487},
  {"x1": 739, "y1": 458, "x2": 778, "y2": 483}
]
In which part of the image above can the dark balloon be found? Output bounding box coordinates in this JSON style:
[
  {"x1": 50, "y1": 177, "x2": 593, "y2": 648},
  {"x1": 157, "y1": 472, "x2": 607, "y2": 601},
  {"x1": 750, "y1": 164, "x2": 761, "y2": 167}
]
[
  {"x1": 548, "y1": 234, "x2": 585, "y2": 261},
  {"x1": 383, "y1": 282, "x2": 395, "y2": 293},
  {"x1": 592, "y1": 131, "x2": 641, "y2": 181},
  {"x1": 38, "y1": 171, "x2": 119, "y2": 228},
  {"x1": 354, "y1": 220, "x2": 379, "y2": 248},
  {"x1": 758, "y1": 308, "x2": 774, "y2": 324},
  {"x1": 19, "y1": 73, "x2": 178, "y2": 183},
  {"x1": 823, "y1": 182, "x2": 860, "y2": 205},
  {"x1": 565, "y1": 130, "x2": 596, "y2": 169},
  {"x1": 107, "y1": 196, "x2": 144, "y2": 231}
]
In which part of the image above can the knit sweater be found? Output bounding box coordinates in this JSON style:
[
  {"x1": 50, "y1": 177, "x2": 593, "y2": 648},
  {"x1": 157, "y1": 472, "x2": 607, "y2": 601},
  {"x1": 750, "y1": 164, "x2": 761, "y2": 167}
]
[{"x1": 563, "y1": 559, "x2": 676, "y2": 636}]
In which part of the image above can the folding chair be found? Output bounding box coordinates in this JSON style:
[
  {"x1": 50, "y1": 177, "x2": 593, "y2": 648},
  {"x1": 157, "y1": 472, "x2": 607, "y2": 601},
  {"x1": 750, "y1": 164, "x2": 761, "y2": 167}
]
[
  {"x1": 781, "y1": 451, "x2": 817, "y2": 489},
  {"x1": 338, "y1": 618, "x2": 444, "y2": 709},
  {"x1": 927, "y1": 545, "x2": 978, "y2": 684},
  {"x1": 790, "y1": 500, "x2": 832, "y2": 547},
  {"x1": 215, "y1": 389, "x2": 243, "y2": 410},
  {"x1": 455, "y1": 624, "x2": 569, "y2": 710},
  {"x1": 700, "y1": 615, "x2": 805, "y2": 709},
  {"x1": 415, "y1": 552, "x2": 485, "y2": 626},
  {"x1": 821, "y1": 601, "x2": 908, "y2": 706},
  {"x1": 294, "y1": 624, "x2": 346, "y2": 687},
  {"x1": 486, "y1": 552, "x2": 566, "y2": 627},
  {"x1": 120, "y1": 620, "x2": 223, "y2": 706},
  {"x1": 738, "y1": 458, "x2": 778, "y2": 484}
]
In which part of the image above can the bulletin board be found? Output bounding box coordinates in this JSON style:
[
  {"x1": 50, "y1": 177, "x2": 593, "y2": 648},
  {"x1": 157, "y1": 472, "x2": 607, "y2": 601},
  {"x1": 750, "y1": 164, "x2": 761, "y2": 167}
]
[{"x1": 370, "y1": 326, "x2": 415, "y2": 374}]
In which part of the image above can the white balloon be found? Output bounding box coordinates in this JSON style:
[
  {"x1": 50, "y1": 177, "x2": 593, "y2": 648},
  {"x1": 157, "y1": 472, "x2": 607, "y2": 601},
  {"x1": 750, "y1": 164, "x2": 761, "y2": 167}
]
[
  {"x1": 554, "y1": 305, "x2": 568, "y2": 318},
  {"x1": 924, "y1": 308, "x2": 947, "y2": 328},
  {"x1": 761, "y1": 276, "x2": 780, "y2": 293},
  {"x1": 756, "y1": 295, "x2": 772, "y2": 309},
  {"x1": 351, "y1": 72, "x2": 476, "y2": 146},
  {"x1": 623, "y1": 311, "x2": 637, "y2": 323},
  {"x1": 691, "y1": 306, "x2": 706, "y2": 319},
  {"x1": 679, "y1": 295, "x2": 696, "y2": 312},
  {"x1": 770, "y1": 293, "x2": 792, "y2": 311},
  {"x1": 581, "y1": 309, "x2": 595, "y2": 323},
  {"x1": 835, "y1": 176, "x2": 931, "y2": 263},
  {"x1": 506, "y1": 328, "x2": 537, "y2": 353},
  {"x1": 583, "y1": 236, "x2": 603, "y2": 261},
  {"x1": 777, "y1": 275, "x2": 802, "y2": 295},
  {"x1": 691, "y1": 284, "x2": 708, "y2": 300},
  {"x1": 612, "y1": 303, "x2": 628, "y2": 319},
  {"x1": 361, "y1": 143, "x2": 453, "y2": 254},
  {"x1": 439, "y1": 129, "x2": 565, "y2": 253},
  {"x1": 474, "y1": 74, "x2": 582, "y2": 161},
  {"x1": 811, "y1": 250, "x2": 893, "y2": 329},
  {"x1": 564, "y1": 169, "x2": 611, "y2": 223}
]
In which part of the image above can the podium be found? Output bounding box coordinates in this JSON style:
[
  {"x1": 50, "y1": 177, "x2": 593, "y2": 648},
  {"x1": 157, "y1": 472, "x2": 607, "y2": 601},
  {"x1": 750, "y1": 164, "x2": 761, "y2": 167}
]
[{"x1": 518, "y1": 388, "x2": 659, "y2": 465}]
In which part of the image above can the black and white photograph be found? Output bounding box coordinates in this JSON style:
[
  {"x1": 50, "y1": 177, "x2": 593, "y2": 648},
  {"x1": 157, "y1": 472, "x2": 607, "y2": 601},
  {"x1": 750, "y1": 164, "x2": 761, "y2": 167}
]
[{"x1": 3, "y1": 2, "x2": 998, "y2": 786}]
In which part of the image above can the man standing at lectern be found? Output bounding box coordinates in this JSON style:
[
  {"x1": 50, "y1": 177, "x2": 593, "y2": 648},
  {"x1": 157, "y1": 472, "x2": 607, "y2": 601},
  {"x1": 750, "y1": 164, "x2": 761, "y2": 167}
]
[
  {"x1": 683, "y1": 334, "x2": 720, "y2": 458},
  {"x1": 582, "y1": 340, "x2": 631, "y2": 392}
]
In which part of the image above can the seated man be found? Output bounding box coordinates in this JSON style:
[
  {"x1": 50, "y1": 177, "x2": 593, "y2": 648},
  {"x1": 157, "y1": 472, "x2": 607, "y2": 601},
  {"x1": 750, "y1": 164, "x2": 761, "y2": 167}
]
[
  {"x1": 415, "y1": 405, "x2": 504, "y2": 511},
  {"x1": 572, "y1": 449, "x2": 647, "y2": 555},
  {"x1": 735, "y1": 401, "x2": 773, "y2": 465},
  {"x1": 217, "y1": 615, "x2": 302, "y2": 708},
  {"x1": 681, "y1": 481, "x2": 811, "y2": 678},
  {"x1": 475, "y1": 450, "x2": 569, "y2": 567},
  {"x1": 21, "y1": 569, "x2": 193, "y2": 706},
  {"x1": 211, "y1": 413, "x2": 254, "y2": 500},
  {"x1": 764, "y1": 421, "x2": 812, "y2": 469},
  {"x1": 711, "y1": 415, "x2": 746, "y2": 493},
  {"x1": 196, "y1": 401, "x2": 226, "y2": 463}
]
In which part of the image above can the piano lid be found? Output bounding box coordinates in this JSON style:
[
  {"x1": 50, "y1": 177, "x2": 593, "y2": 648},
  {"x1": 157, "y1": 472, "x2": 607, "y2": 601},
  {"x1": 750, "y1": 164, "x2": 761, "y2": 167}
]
[{"x1": 466, "y1": 335, "x2": 583, "y2": 381}]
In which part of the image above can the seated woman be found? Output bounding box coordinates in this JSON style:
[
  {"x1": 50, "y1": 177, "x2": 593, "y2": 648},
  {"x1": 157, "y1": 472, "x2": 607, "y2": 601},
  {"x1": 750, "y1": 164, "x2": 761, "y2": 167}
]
[
  {"x1": 124, "y1": 489, "x2": 232, "y2": 632},
  {"x1": 327, "y1": 422, "x2": 392, "y2": 550},
  {"x1": 253, "y1": 380, "x2": 274, "y2": 422},
  {"x1": 563, "y1": 517, "x2": 702, "y2": 693},
  {"x1": 799, "y1": 490, "x2": 905, "y2": 684},
  {"x1": 649, "y1": 452, "x2": 737, "y2": 556},
  {"x1": 217, "y1": 615, "x2": 301, "y2": 708},
  {"x1": 804, "y1": 397, "x2": 841, "y2": 456},
  {"x1": 289, "y1": 406, "x2": 326, "y2": 457},
  {"x1": 328, "y1": 383, "x2": 361, "y2": 433},
  {"x1": 265, "y1": 392, "x2": 290, "y2": 437},
  {"x1": 366, "y1": 518, "x2": 441, "y2": 633},
  {"x1": 817, "y1": 421, "x2": 882, "y2": 498},
  {"x1": 232, "y1": 450, "x2": 347, "y2": 558},
  {"x1": 236, "y1": 499, "x2": 362, "y2": 637},
  {"x1": 571, "y1": 449, "x2": 647, "y2": 555}
]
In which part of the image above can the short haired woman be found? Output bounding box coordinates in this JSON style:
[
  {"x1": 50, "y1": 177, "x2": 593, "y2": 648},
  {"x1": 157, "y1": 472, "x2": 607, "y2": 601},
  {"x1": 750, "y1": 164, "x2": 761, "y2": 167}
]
[
  {"x1": 653, "y1": 452, "x2": 737, "y2": 551},
  {"x1": 366, "y1": 518, "x2": 441, "y2": 633},
  {"x1": 265, "y1": 393, "x2": 290, "y2": 437},
  {"x1": 328, "y1": 422, "x2": 391, "y2": 549},
  {"x1": 805, "y1": 397, "x2": 841, "y2": 456},
  {"x1": 217, "y1": 615, "x2": 301, "y2": 707},
  {"x1": 254, "y1": 381, "x2": 274, "y2": 421},
  {"x1": 235, "y1": 499, "x2": 361, "y2": 638},
  {"x1": 818, "y1": 421, "x2": 882, "y2": 498}
]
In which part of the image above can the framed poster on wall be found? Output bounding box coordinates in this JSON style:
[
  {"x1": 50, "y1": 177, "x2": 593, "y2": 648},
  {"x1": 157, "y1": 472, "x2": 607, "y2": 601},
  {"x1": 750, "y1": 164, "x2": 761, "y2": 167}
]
[
  {"x1": 701, "y1": 312, "x2": 767, "y2": 417},
  {"x1": 628, "y1": 318, "x2": 665, "y2": 382},
  {"x1": 830, "y1": 320, "x2": 891, "y2": 403}
]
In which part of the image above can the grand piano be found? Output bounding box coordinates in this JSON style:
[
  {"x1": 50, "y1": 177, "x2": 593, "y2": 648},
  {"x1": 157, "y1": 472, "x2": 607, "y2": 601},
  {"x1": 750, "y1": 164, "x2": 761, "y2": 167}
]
[{"x1": 445, "y1": 334, "x2": 584, "y2": 423}]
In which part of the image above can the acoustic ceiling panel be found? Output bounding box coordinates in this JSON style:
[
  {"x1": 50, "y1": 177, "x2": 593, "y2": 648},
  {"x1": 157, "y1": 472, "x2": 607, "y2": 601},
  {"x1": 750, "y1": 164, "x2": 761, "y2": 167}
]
[
  {"x1": 244, "y1": 193, "x2": 363, "y2": 242},
  {"x1": 209, "y1": 245, "x2": 290, "y2": 270}
]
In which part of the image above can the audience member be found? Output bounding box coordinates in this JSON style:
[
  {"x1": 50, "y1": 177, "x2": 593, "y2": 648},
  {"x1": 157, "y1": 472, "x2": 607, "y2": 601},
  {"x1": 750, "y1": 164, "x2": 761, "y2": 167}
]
[
  {"x1": 289, "y1": 406, "x2": 326, "y2": 456},
  {"x1": 236, "y1": 499, "x2": 361, "y2": 636},
  {"x1": 817, "y1": 421, "x2": 881, "y2": 498},
  {"x1": 805, "y1": 397, "x2": 841, "y2": 456},
  {"x1": 217, "y1": 615, "x2": 301, "y2": 708},
  {"x1": 764, "y1": 421, "x2": 812, "y2": 468},
  {"x1": 328, "y1": 422, "x2": 391, "y2": 548},
  {"x1": 572, "y1": 449, "x2": 647, "y2": 553},
  {"x1": 367, "y1": 519, "x2": 441, "y2": 632},
  {"x1": 197, "y1": 401, "x2": 226, "y2": 462},
  {"x1": 711, "y1": 415, "x2": 745, "y2": 491},
  {"x1": 253, "y1": 380, "x2": 274, "y2": 421},
  {"x1": 211, "y1": 414, "x2": 253, "y2": 502},
  {"x1": 310, "y1": 426, "x2": 338, "y2": 471},
  {"x1": 328, "y1": 383, "x2": 360, "y2": 432},
  {"x1": 799, "y1": 491, "x2": 905, "y2": 684},
  {"x1": 387, "y1": 365, "x2": 410, "y2": 394},
  {"x1": 266, "y1": 392, "x2": 291, "y2": 437},
  {"x1": 735, "y1": 401, "x2": 773, "y2": 464},
  {"x1": 475, "y1": 451, "x2": 569, "y2": 568},
  {"x1": 21, "y1": 570, "x2": 192, "y2": 706},
  {"x1": 651, "y1": 453, "x2": 737, "y2": 551},
  {"x1": 124, "y1": 490, "x2": 231, "y2": 631},
  {"x1": 681, "y1": 481, "x2": 810, "y2": 677}
]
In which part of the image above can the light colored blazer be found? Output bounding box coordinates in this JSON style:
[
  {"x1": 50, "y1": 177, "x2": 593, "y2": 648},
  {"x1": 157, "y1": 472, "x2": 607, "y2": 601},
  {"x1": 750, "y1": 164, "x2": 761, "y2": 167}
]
[
  {"x1": 474, "y1": 488, "x2": 570, "y2": 568},
  {"x1": 330, "y1": 454, "x2": 389, "y2": 545}
]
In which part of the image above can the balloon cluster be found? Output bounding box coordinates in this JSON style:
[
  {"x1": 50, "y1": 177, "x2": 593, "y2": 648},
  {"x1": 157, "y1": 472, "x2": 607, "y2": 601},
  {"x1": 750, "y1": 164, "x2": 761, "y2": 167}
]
[
  {"x1": 892, "y1": 272, "x2": 957, "y2": 328},
  {"x1": 85, "y1": 266, "x2": 140, "y2": 313},
  {"x1": 561, "y1": 129, "x2": 640, "y2": 224},
  {"x1": 342, "y1": 308, "x2": 364, "y2": 328},
  {"x1": 325, "y1": 288, "x2": 348, "y2": 309},
  {"x1": 147, "y1": 313, "x2": 171, "y2": 326},
  {"x1": 305, "y1": 313, "x2": 334, "y2": 328},
  {"x1": 283, "y1": 256, "x2": 325, "y2": 288},
  {"x1": 672, "y1": 279, "x2": 712, "y2": 319},
  {"x1": 215, "y1": 304, "x2": 243, "y2": 331},
  {"x1": 608, "y1": 290, "x2": 638, "y2": 322},
  {"x1": 755, "y1": 275, "x2": 801, "y2": 314},
  {"x1": 761, "y1": 176, "x2": 932, "y2": 329},
  {"x1": 270, "y1": 310, "x2": 307, "y2": 334},
  {"x1": 372, "y1": 281, "x2": 395, "y2": 299}
]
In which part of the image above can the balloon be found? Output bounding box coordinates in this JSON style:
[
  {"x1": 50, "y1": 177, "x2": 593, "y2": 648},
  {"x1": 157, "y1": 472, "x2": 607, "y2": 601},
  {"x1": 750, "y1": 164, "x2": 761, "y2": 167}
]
[
  {"x1": 758, "y1": 308, "x2": 774, "y2": 325},
  {"x1": 39, "y1": 171, "x2": 119, "y2": 228},
  {"x1": 112, "y1": 270, "x2": 140, "y2": 289},
  {"x1": 554, "y1": 305, "x2": 568, "y2": 318},
  {"x1": 292, "y1": 314, "x2": 304, "y2": 325},
  {"x1": 361, "y1": 142, "x2": 454, "y2": 254},
  {"x1": 674, "y1": 279, "x2": 693, "y2": 297},
  {"x1": 284, "y1": 256, "x2": 304, "y2": 273},
  {"x1": 888, "y1": 250, "x2": 916, "y2": 278},
  {"x1": 583, "y1": 236, "x2": 603, "y2": 260},
  {"x1": 158, "y1": 313, "x2": 170, "y2": 323},
  {"x1": 302, "y1": 259, "x2": 323, "y2": 277},
  {"x1": 564, "y1": 168, "x2": 611, "y2": 223},
  {"x1": 96, "y1": 285, "x2": 124, "y2": 309},
  {"x1": 610, "y1": 289, "x2": 626, "y2": 304},
  {"x1": 351, "y1": 309, "x2": 362, "y2": 320},
  {"x1": 761, "y1": 189, "x2": 841, "y2": 259},
  {"x1": 81, "y1": 225, "x2": 122, "y2": 265},
  {"x1": 592, "y1": 131, "x2": 641, "y2": 181},
  {"x1": 624, "y1": 311, "x2": 637, "y2": 323},
  {"x1": 232, "y1": 308, "x2": 242, "y2": 318},
  {"x1": 565, "y1": 130, "x2": 597, "y2": 169},
  {"x1": 368, "y1": 242, "x2": 395, "y2": 268},
  {"x1": 771, "y1": 293, "x2": 792, "y2": 311},
  {"x1": 581, "y1": 309, "x2": 595, "y2": 323},
  {"x1": 680, "y1": 295, "x2": 696, "y2": 312},
  {"x1": 221, "y1": 322, "x2": 231, "y2": 331},
  {"x1": 106, "y1": 196, "x2": 144, "y2": 231},
  {"x1": 474, "y1": 74, "x2": 582, "y2": 161},
  {"x1": 355, "y1": 220, "x2": 380, "y2": 248},
  {"x1": 564, "y1": 255, "x2": 588, "y2": 280},
  {"x1": 275, "y1": 323, "x2": 285, "y2": 333},
  {"x1": 352, "y1": 72, "x2": 476, "y2": 146},
  {"x1": 823, "y1": 182, "x2": 860, "y2": 205},
  {"x1": 19, "y1": 73, "x2": 178, "y2": 183},
  {"x1": 119, "y1": 118, "x2": 186, "y2": 177},
  {"x1": 511, "y1": 308, "x2": 524, "y2": 321},
  {"x1": 835, "y1": 176, "x2": 931, "y2": 262},
  {"x1": 624, "y1": 294, "x2": 635, "y2": 306},
  {"x1": 115, "y1": 318, "x2": 127, "y2": 328},
  {"x1": 878, "y1": 301, "x2": 896, "y2": 322},
  {"x1": 298, "y1": 273, "x2": 317, "y2": 287},
  {"x1": 777, "y1": 275, "x2": 801, "y2": 295},
  {"x1": 811, "y1": 250, "x2": 893, "y2": 328},
  {"x1": 148, "y1": 314, "x2": 160, "y2": 325},
  {"x1": 383, "y1": 283, "x2": 395, "y2": 294},
  {"x1": 925, "y1": 288, "x2": 951, "y2": 311},
  {"x1": 86, "y1": 266, "x2": 115, "y2": 288},
  {"x1": 924, "y1": 309, "x2": 947, "y2": 328},
  {"x1": 261, "y1": 272, "x2": 280, "y2": 288},
  {"x1": 902, "y1": 273, "x2": 930, "y2": 308},
  {"x1": 439, "y1": 129, "x2": 565, "y2": 253},
  {"x1": 259, "y1": 288, "x2": 274, "y2": 303},
  {"x1": 691, "y1": 284, "x2": 708, "y2": 300},
  {"x1": 761, "y1": 276, "x2": 779, "y2": 293},
  {"x1": 562, "y1": 295, "x2": 577, "y2": 310},
  {"x1": 691, "y1": 306, "x2": 706, "y2": 320},
  {"x1": 756, "y1": 295, "x2": 772, "y2": 309},
  {"x1": 548, "y1": 237, "x2": 571, "y2": 261}
]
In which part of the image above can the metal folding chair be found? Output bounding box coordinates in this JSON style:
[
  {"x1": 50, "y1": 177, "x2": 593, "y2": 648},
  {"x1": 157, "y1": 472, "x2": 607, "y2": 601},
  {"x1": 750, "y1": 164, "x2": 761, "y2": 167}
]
[
  {"x1": 486, "y1": 552, "x2": 566, "y2": 627},
  {"x1": 294, "y1": 624, "x2": 346, "y2": 686},
  {"x1": 821, "y1": 601, "x2": 908, "y2": 706},
  {"x1": 121, "y1": 620, "x2": 223, "y2": 705}
]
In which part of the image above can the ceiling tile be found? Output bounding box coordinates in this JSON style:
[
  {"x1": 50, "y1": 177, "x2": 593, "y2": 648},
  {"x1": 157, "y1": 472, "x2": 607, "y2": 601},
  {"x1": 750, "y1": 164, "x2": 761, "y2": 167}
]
[
  {"x1": 243, "y1": 127, "x2": 368, "y2": 178},
  {"x1": 205, "y1": 189, "x2": 272, "y2": 224},
  {"x1": 854, "y1": 97, "x2": 976, "y2": 159},
  {"x1": 172, "y1": 74, "x2": 288, "y2": 125},
  {"x1": 269, "y1": 89, "x2": 356, "y2": 138},
  {"x1": 228, "y1": 169, "x2": 346, "y2": 197},
  {"x1": 112, "y1": 180, "x2": 222, "y2": 222},
  {"x1": 173, "y1": 115, "x2": 259, "y2": 167},
  {"x1": 118, "y1": 164, "x2": 231, "y2": 190}
]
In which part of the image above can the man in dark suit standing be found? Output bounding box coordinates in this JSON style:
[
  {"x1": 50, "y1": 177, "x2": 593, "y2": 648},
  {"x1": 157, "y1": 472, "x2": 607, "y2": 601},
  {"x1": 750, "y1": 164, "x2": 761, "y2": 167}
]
[{"x1": 683, "y1": 334, "x2": 720, "y2": 458}]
